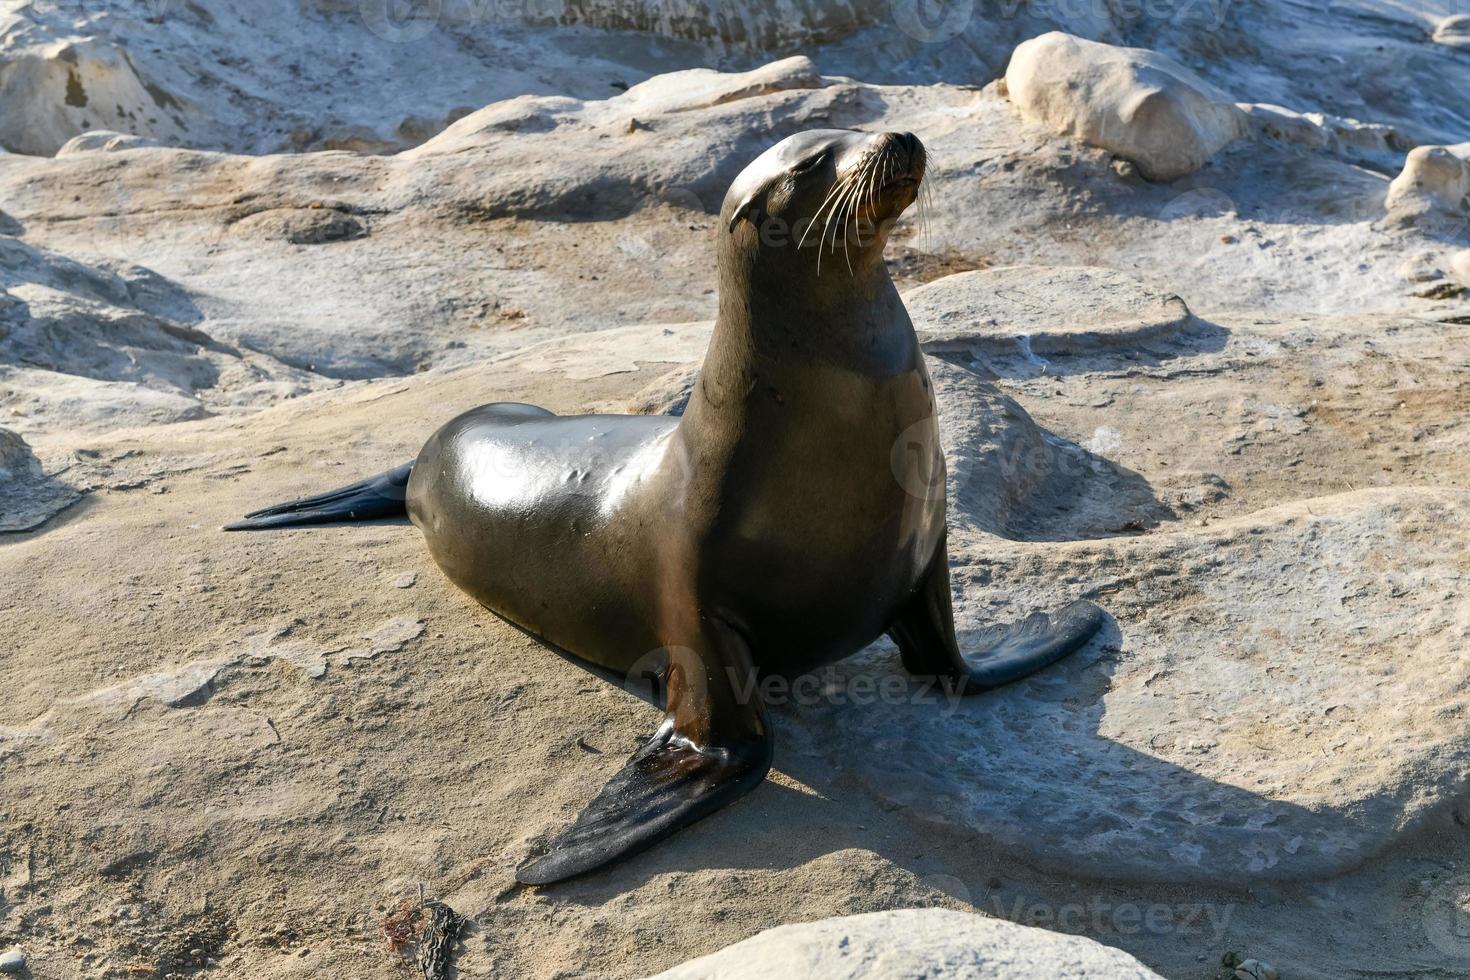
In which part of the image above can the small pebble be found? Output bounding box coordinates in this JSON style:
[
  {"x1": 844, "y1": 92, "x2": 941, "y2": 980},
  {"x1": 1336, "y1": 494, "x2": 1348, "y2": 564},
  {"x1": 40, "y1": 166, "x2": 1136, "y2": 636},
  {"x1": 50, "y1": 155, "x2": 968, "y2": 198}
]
[
  {"x1": 1235, "y1": 958, "x2": 1278, "y2": 980},
  {"x1": 1110, "y1": 158, "x2": 1139, "y2": 180},
  {"x1": 0, "y1": 949, "x2": 25, "y2": 974},
  {"x1": 1452, "y1": 248, "x2": 1470, "y2": 285},
  {"x1": 393, "y1": 572, "x2": 417, "y2": 589}
]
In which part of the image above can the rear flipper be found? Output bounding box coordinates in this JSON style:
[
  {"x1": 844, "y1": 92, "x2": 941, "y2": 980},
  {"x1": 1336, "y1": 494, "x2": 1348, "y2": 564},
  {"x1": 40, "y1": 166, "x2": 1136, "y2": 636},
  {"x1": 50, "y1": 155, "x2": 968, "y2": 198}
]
[
  {"x1": 223, "y1": 462, "x2": 413, "y2": 531},
  {"x1": 889, "y1": 532, "x2": 1105, "y2": 693},
  {"x1": 516, "y1": 625, "x2": 773, "y2": 885}
]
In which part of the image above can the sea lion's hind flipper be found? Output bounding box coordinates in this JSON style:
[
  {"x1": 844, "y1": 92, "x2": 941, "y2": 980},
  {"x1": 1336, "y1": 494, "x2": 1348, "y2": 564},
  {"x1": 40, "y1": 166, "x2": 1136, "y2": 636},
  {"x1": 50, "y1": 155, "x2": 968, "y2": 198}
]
[
  {"x1": 514, "y1": 721, "x2": 771, "y2": 885},
  {"x1": 223, "y1": 462, "x2": 413, "y2": 530},
  {"x1": 516, "y1": 627, "x2": 773, "y2": 885},
  {"x1": 956, "y1": 600, "x2": 1105, "y2": 689},
  {"x1": 888, "y1": 532, "x2": 1105, "y2": 693}
]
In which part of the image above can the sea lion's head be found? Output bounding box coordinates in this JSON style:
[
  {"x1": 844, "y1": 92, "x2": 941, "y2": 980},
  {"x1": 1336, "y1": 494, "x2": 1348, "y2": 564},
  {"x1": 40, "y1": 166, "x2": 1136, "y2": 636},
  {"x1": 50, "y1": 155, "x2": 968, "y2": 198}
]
[{"x1": 720, "y1": 129, "x2": 927, "y2": 281}]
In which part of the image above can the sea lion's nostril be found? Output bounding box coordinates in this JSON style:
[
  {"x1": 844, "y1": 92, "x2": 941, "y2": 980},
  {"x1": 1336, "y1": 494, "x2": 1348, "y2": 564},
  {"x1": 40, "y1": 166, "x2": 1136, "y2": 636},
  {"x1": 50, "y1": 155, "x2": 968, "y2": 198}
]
[{"x1": 890, "y1": 131, "x2": 921, "y2": 169}]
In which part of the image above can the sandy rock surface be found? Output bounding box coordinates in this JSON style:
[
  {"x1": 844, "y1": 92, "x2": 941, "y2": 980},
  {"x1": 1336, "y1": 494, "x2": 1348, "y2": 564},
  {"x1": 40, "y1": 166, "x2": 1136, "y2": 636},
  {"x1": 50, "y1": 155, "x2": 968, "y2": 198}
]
[
  {"x1": 644, "y1": 908, "x2": 1166, "y2": 979},
  {"x1": 4, "y1": 4, "x2": 1470, "y2": 979},
  {"x1": 4, "y1": 63, "x2": 1468, "y2": 437},
  {"x1": 5, "y1": 288, "x2": 1470, "y2": 979}
]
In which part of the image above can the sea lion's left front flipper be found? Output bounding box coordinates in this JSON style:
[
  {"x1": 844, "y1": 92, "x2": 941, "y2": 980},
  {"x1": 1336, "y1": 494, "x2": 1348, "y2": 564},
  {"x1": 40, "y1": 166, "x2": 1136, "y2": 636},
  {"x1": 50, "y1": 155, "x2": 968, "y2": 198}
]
[
  {"x1": 515, "y1": 627, "x2": 774, "y2": 885},
  {"x1": 888, "y1": 532, "x2": 1105, "y2": 693}
]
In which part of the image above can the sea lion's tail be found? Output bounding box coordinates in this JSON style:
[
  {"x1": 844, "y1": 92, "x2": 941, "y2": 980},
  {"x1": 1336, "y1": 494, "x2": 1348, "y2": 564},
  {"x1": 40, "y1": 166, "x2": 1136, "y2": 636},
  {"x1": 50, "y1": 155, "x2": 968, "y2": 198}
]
[{"x1": 223, "y1": 462, "x2": 413, "y2": 531}]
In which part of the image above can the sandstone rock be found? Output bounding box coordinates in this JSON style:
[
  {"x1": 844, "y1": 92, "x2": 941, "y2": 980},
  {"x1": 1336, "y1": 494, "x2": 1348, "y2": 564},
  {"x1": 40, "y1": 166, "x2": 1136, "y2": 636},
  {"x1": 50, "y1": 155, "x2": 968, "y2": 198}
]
[
  {"x1": 0, "y1": 37, "x2": 189, "y2": 156},
  {"x1": 55, "y1": 130, "x2": 160, "y2": 155},
  {"x1": 1386, "y1": 144, "x2": 1470, "y2": 214},
  {"x1": 511, "y1": 0, "x2": 886, "y2": 49},
  {"x1": 509, "y1": 321, "x2": 713, "y2": 381},
  {"x1": 615, "y1": 55, "x2": 823, "y2": 115},
  {"x1": 805, "y1": 486, "x2": 1470, "y2": 883},
  {"x1": 1432, "y1": 13, "x2": 1470, "y2": 49},
  {"x1": 0, "y1": 426, "x2": 40, "y2": 483},
  {"x1": 1452, "y1": 249, "x2": 1470, "y2": 285},
  {"x1": 230, "y1": 207, "x2": 367, "y2": 245},
  {"x1": 906, "y1": 267, "x2": 1192, "y2": 357},
  {"x1": 645, "y1": 909, "x2": 1165, "y2": 979},
  {"x1": 1396, "y1": 249, "x2": 1445, "y2": 283},
  {"x1": 0, "y1": 237, "x2": 326, "y2": 433},
  {"x1": 926, "y1": 358, "x2": 1171, "y2": 540},
  {"x1": 1238, "y1": 103, "x2": 1407, "y2": 157},
  {"x1": 1234, "y1": 959, "x2": 1279, "y2": 980},
  {"x1": 0, "y1": 425, "x2": 79, "y2": 532},
  {"x1": 0, "y1": 948, "x2": 24, "y2": 974},
  {"x1": 1003, "y1": 32, "x2": 1246, "y2": 181}
]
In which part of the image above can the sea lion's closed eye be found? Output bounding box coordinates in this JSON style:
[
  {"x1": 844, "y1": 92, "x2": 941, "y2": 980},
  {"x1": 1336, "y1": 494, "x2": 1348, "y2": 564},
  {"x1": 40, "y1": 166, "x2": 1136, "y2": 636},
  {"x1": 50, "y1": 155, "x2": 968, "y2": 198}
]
[{"x1": 790, "y1": 151, "x2": 828, "y2": 175}]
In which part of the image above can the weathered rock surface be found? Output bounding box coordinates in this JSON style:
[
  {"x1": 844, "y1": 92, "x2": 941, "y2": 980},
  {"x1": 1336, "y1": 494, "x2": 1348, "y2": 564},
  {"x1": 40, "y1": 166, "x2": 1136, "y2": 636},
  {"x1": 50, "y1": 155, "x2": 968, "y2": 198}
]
[
  {"x1": 1432, "y1": 13, "x2": 1470, "y2": 49},
  {"x1": 808, "y1": 486, "x2": 1470, "y2": 883},
  {"x1": 1386, "y1": 144, "x2": 1470, "y2": 215},
  {"x1": 0, "y1": 426, "x2": 78, "y2": 532},
  {"x1": 646, "y1": 909, "x2": 1165, "y2": 979},
  {"x1": 906, "y1": 266, "x2": 1192, "y2": 357},
  {"x1": 0, "y1": 237, "x2": 329, "y2": 433},
  {"x1": 4, "y1": 290, "x2": 1470, "y2": 978},
  {"x1": 1237, "y1": 102, "x2": 1407, "y2": 163},
  {"x1": 55, "y1": 130, "x2": 161, "y2": 155},
  {"x1": 616, "y1": 55, "x2": 824, "y2": 115},
  {"x1": 1, "y1": 55, "x2": 1466, "y2": 443},
  {"x1": 1003, "y1": 32, "x2": 1246, "y2": 181},
  {"x1": 5, "y1": 6, "x2": 1470, "y2": 979}
]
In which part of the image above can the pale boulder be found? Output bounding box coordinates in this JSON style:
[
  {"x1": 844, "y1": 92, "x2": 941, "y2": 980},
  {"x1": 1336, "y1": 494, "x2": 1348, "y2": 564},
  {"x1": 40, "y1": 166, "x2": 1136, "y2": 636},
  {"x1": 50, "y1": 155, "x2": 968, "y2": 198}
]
[
  {"x1": 55, "y1": 130, "x2": 161, "y2": 155},
  {"x1": 0, "y1": 38, "x2": 189, "y2": 156},
  {"x1": 644, "y1": 909, "x2": 1165, "y2": 980},
  {"x1": 1003, "y1": 32, "x2": 1246, "y2": 181},
  {"x1": 1432, "y1": 13, "x2": 1470, "y2": 49},
  {"x1": 1452, "y1": 249, "x2": 1470, "y2": 285},
  {"x1": 1386, "y1": 144, "x2": 1470, "y2": 213},
  {"x1": 615, "y1": 55, "x2": 824, "y2": 116}
]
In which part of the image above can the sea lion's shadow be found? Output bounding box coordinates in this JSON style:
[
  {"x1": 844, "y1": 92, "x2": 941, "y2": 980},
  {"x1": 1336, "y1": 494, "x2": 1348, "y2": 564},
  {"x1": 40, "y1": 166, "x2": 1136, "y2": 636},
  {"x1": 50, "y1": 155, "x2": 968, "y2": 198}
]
[{"x1": 545, "y1": 609, "x2": 1361, "y2": 911}]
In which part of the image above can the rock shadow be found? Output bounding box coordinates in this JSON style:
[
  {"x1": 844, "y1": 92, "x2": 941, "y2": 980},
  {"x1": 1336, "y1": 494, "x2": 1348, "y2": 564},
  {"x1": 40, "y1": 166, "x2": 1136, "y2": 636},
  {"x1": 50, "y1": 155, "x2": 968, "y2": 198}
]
[
  {"x1": 927, "y1": 316, "x2": 1230, "y2": 383},
  {"x1": 0, "y1": 429, "x2": 86, "y2": 534},
  {"x1": 539, "y1": 610, "x2": 1379, "y2": 901},
  {"x1": 0, "y1": 238, "x2": 225, "y2": 393},
  {"x1": 926, "y1": 354, "x2": 1186, "y2": 541}
]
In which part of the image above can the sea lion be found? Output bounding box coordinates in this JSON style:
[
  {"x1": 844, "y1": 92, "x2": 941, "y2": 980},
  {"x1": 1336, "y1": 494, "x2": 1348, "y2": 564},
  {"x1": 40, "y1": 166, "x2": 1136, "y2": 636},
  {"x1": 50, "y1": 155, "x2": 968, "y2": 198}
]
[{"x1": 226, "y1": 129, "x2": 1105, "y2": 884}]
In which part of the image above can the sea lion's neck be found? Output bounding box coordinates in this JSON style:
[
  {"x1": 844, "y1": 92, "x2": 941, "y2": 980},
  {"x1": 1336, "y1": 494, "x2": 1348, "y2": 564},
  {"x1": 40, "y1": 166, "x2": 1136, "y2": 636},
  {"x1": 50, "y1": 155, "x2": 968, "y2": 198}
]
[
  {"x1": 685, "y1": 255, "x2": 920, "y2": 433},
  {"x1": 721, "y1": 263, "x2": 912, "y2": 355}
]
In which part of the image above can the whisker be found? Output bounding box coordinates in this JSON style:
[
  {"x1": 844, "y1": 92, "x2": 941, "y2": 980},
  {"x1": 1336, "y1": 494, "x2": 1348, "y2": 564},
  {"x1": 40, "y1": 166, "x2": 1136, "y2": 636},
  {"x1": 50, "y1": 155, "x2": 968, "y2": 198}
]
[
  {"x1": 806, "y1": 167, "x2": 856, "y2": 277},
  {"x1": 921, "y1": 166, "x2": 935, "y2": 250},
  {"x1": 834, "y1": 176, "x2": 865, "y2": 275},
  {"x1": 859, "y1": 152, "x2": 881, "y2": 246},
  {"x1": 824, "y1": 172, "x2": 856, "y2": 258},
  {"x1": 801, "y1": 174, "x2": 850, "y2": 252},
  {"x1": 826, "y1": 171, "x2": 863, "y2": 274}
]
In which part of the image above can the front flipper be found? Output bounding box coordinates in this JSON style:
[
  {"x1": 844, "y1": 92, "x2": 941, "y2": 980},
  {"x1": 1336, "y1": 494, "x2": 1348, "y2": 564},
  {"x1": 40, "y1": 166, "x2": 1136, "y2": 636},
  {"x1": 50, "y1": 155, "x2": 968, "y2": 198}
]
[
  {"x1": 516, "y1": 628, "x2": 773, "y2": 885},
  {"x1": 888, "y1": 532, "x2": 1105, "y2": 694}
]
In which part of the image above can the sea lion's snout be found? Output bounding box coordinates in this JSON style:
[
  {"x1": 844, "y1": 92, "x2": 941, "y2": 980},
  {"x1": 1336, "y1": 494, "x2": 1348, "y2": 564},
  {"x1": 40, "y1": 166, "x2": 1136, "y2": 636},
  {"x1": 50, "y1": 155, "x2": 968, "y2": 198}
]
[
  {"x1": 721, "y1": 128, "x2": 928, "y2": 275},
  {"x1": 876, "y1": 130, "x2": 926, "y2": 199}
]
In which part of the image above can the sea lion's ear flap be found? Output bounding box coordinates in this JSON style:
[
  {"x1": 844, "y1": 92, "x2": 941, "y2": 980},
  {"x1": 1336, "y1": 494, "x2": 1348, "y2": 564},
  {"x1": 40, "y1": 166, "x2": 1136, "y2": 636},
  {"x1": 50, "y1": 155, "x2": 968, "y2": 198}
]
[
  {"x1": 724, "y1": 168, "x2": 778, "y2": 233},
  {"x1": 727, "y1": 191, "x2": 761, "y2": 233}
]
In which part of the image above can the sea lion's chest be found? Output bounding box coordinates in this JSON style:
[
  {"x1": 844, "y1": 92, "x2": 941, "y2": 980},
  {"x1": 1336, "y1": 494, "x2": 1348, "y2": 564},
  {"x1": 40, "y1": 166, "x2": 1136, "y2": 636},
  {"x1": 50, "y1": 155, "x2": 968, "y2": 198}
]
[{"x1": 695, "y1": 362, "x2": 945, "y2": 666}]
